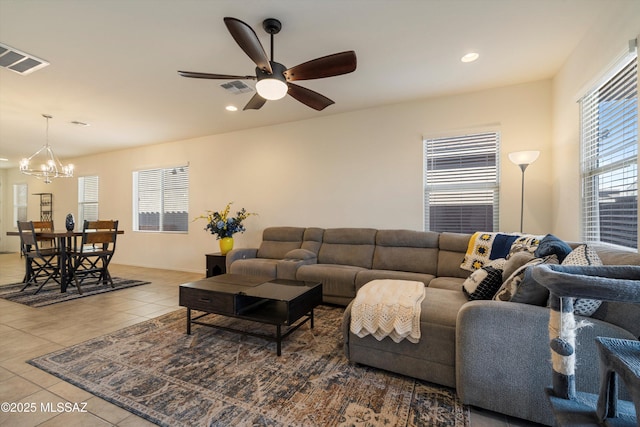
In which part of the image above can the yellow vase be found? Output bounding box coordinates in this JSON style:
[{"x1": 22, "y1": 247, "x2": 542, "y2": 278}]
[{"x1": 219, "y1": 237, "x2": 234, "y2": 255}]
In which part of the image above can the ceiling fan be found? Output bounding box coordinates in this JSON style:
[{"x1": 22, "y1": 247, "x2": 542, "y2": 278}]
[{"x1": 178, "y1": 17, "x2": 357, "y2": 111}]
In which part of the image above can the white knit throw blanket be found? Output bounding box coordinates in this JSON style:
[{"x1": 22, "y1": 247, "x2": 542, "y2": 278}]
[{"x1": 350, "y1": 279, "x2": 426, "y2": 343}]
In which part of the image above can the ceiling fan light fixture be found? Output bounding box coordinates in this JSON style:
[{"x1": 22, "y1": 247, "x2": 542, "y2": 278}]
[
  {"x1": 256, "y1": 77, "x2": 288, "y2": 100},
  {"x1": 179, "y1": 17, "x2": 356, "y2": 110}
]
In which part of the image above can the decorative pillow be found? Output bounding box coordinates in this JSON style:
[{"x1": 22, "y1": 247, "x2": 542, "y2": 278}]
[
  {"x1": 561, "y1": 245, "x2": 604, "y2": 316},
  {"x1": 534, "y1": 234, "x2": 573, "y2": 263},
  {"x1": 508, "y1": 234, "x2": 543, "y2": 258},
  {"x1": 501, "y1": 251, "x2": 535, "y2": 282},
  {"x1": 494, "y1": 256, "x2": 557, "y2": 302},
  {"x1": 509, "y1": 255, "x2": 559, "y2": 305},
  {"x1": 462, "y1": 259, "x2": 506, "y2": 300},
  {"x1": 461, "y1": 232, "x2": 519, "y2": 271}
]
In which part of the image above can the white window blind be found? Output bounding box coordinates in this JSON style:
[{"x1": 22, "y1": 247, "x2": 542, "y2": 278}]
[
  {"x1": 133, "y1": 165, "x2": 189, "y2": 232},
  {"x1": 424, "y1": 131, "x2": 500, "y2": 233},
  {"x1": 580, "y1": 53, "x2": 638, "y2": 250},
  {"x1": 78, "y1": 176, "x2": 99, "y2": 225},
  {"x1": 13, "y1": 183, "x2": 27, "y2": 225}
]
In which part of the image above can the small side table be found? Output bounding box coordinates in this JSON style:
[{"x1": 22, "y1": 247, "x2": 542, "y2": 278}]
[{"x1": 205, "y1": 253, "x2": 226, "y2": 277}]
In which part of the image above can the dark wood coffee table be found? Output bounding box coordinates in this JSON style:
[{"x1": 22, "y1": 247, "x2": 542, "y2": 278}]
[{"x1": 179, "y1": 274, "x2": 322, "y2": 356}]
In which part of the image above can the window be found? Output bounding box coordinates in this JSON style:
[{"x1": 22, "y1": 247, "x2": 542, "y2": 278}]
[
  {"x1": 580, "y1": 53, "x2": 638, "y2": 250},
  {"x1": 133, "y1": 165, "x2": 189, "y2": 232},
  {"x1": 78, "y1": 176, "x2": 99, "y2": 225},
  {"x1": 424, "y1": 131, "x2": 500, "y2": 233},
  {"x1": 13, "y1": 183, "x2": 27, "y2": 225}
]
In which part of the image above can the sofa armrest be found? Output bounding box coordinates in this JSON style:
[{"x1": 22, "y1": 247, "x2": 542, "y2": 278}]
[
  {"x1": 456, "y1": 300, "x2": 637, "y2": 425},
  {"x1": 277, "y1": 258, "x2": 317, "y2": 281},
  {"x1": 225, "y1": 248, "x2": 258, "y2": 271},
  {"x1": 273, "y1": 248, "x2": 318, "y2": 280}
]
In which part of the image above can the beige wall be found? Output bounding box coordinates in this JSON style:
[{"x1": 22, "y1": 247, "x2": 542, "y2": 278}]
[
  {"x1": 0, "y1": 79, "x2": 552, "y2": 273},
  {"x1": 551, "y1": 1, "x2": 640, "y2": 242},
  {"x1": 2, "y1": 4, "x2": 638, "y2": 276}
]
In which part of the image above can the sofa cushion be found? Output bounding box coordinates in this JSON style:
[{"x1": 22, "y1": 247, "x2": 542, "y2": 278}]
[
  {"x1": 228, "y1": 258, "x2": 278, "y2": 277},
  {"x1": 593, "y1": 244, "x2": 640, "y2": 266},
  {"x1": 317, "y1": 228, "x2": 377, "y2": 268},
  {"x1": 344, "y1": 287, "x2": 468, "y2": 387},
  {"x1": 256, "y1": 227, "x2": 305, "y2": 259},
  {"x1": 591, "y1": 245, "x2": 640, "y2": 338},
  {"x1": 297, "y1": 263, "x2": 367, "y2": 299},
  {"x1": 439, "y1": 232, "x2": 471, "y2": 252},
  {"x1": 355, "y1": 270, "x2": 435, "y2": 292},
  {"x1": 437, "y1": 232, "x2": 472, "y2": 278},
  {"x1": 592, "y1": 302, "x2": 640, "y2": 340},
  {"x1": 301, "y1": 227, "x2": 324, "y2": 254},
  {"x1": 428, "y1": 276, "x2": 466, "y2": 291},
  {"x1": 372, "y1": 229, "x2": 439, "y2": 275}
]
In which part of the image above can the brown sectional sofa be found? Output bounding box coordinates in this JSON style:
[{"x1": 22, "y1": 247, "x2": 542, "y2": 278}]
[{"x1": 226, "y1": 226, "x2": 640, "y2": 425}]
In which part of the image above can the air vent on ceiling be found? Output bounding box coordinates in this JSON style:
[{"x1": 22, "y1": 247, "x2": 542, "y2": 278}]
[
  {"x1": 0, "y1": 42, "x2": 49, "y2": 75},
  {"x1": 220, "y1": 80, "x2": 253, "y2": 94}
]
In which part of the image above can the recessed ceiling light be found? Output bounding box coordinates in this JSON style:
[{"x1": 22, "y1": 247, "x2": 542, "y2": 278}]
[
  {"x1": 225, "y1": 105, "x2": 238, "y2": 112},
  {"x1": 0, "y1": 157, "x2": 8, "y2": 162},
  {"x1": 461, "y1": 52, "x2": 479, "y2": 63}
]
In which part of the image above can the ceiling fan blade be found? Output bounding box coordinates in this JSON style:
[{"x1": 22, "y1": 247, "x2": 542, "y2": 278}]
[
  {"x1": 284, "y1": 51, "x2": 357, "y2": 81},
  {"x1": 224, "y1": 17, "x2": 273, "y2": 74},
  {"x1": 287, "y1": 83, "x2": 334, "y2": 111},
  {"x1": 243, "y1": 93, "x2": 267, "y2": 110},
  {"x1": 178, "y1": 71, "x2": 256, "y2": 80}
]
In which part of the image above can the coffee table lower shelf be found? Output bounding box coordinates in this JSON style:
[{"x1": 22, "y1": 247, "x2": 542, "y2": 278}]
[
  {"x1": 179, "y1": 274, "x2": 322, "y2": 357},
  {"x1": 186, "y1": 307, "x2": 315, "y2": 356}
]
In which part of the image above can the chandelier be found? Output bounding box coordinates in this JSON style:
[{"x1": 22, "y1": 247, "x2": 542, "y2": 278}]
[{"x1": 20, "y1": 114, "x2": 74, "y2": 184}]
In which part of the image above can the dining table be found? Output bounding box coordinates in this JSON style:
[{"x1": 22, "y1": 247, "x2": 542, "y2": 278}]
[{"x1": 6, "y1": 229, "x2": 124, "y2": 292}]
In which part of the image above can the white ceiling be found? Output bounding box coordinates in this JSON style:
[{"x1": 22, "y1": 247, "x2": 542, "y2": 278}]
[{"x1": 0, "y1": 0, "x2": 631, "y2": 168}]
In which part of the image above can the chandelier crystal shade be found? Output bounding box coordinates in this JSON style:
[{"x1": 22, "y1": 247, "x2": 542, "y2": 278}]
[{"x1": 20, "y1": 114, "x2": 74, "y2": 184}]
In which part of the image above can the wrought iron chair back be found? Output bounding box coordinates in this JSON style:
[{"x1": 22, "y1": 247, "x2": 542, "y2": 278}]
[
  {"x1": 69, "y1": 220, "x2": 119, "y2": 294},
  {"x1": 31, "y1": 220, "x2": 55, "y2": 248},
  {"x1": 16, "y1": 221, "x2": 60, "y2": 294}
]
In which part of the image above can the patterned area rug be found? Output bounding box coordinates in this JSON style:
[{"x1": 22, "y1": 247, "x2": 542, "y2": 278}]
[
  {"x1": 29, "y1": 305, "x2": 469, "y2": 426},
  {"x1": 0, "y1": 278, "x2": 150, "y2": 307}
]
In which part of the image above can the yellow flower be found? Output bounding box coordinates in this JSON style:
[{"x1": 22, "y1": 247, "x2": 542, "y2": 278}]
[{"x1": 194, "y1": 202, "x2": 257, "y2": 239}]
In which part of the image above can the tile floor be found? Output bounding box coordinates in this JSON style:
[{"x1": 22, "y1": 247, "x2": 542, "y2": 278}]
[{"x1": 0, "y1": 252, "x2": 541, "y2": 426}]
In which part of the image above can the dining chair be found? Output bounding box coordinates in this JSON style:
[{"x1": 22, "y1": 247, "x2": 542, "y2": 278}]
[
  {"x1": 68, "y1": 220, "x2": 119, "y2": 294},
  {"x1": 17, "y1": 221, "x2": 61, "y2": 294},
  {"x1": 32, "y1": 220, "x2": 56, "y2": 248}
]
